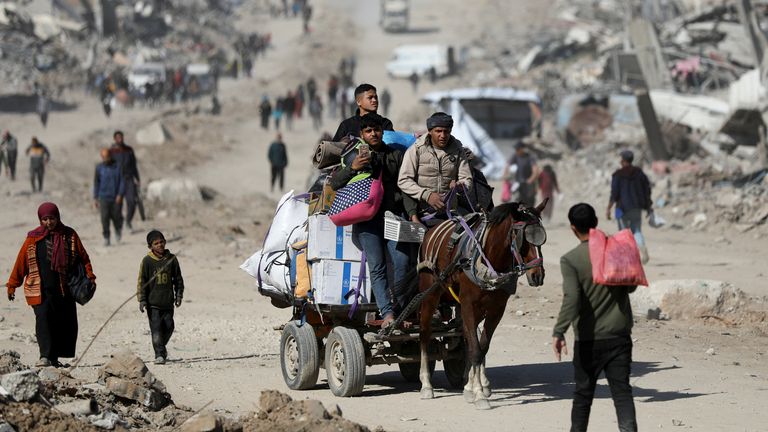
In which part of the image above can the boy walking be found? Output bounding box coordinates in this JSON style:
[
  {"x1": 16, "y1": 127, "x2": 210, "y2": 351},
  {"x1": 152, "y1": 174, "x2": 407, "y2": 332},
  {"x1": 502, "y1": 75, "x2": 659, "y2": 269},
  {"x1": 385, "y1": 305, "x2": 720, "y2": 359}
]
[
  {"x1": 137, "y1": 230, "x2": 184, "y2": 364},
  {"x1": 552, "y1": 203, "x2": 638, "y2": 432}
]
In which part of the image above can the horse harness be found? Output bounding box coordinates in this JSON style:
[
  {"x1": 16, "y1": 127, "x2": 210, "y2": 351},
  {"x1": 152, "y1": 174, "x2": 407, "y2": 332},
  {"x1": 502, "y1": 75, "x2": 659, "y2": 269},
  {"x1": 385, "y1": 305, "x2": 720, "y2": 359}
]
[{"x1": 417, "y1": 211, "x2": 544, "y2": 295}]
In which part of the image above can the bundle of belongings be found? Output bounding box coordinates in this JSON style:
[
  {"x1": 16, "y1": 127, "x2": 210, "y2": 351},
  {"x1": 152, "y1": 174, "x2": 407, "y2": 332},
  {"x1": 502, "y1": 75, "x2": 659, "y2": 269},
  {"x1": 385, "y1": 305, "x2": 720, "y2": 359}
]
[{"x1": 240, "y1": 191, "x2": 372, "y2": 308}]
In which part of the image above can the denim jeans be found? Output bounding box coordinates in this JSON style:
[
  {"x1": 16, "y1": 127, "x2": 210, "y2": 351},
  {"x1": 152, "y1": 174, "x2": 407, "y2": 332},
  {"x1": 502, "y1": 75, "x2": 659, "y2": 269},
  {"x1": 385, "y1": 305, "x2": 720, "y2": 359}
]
[
  {"x1": 617, "y1": 208, "x2": 645, "y2": 247},
  {"x1": 353, "y1": 219, "x2": 411, "y2": 317},
  {"x1": 571, "y1": 336, "x2": 637, "y2": 432}
]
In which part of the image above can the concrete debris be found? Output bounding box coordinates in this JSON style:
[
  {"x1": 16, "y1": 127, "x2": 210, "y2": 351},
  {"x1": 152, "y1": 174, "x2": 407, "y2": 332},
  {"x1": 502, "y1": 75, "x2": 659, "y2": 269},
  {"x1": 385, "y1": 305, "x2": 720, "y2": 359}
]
[
  {"x1": 147, "y1": 178, "x2": 204, "y2": 204},
  {"x1": 630, "y1": 280, "x2": 750, "y2": 321},
  {"x1": 0, "y1": 370, "x2": 40, "y2": 402},
  {"x1": 179, "y1": 410, "x2": 222, "y2": 432},
  {"x1": 87, "y1": 410, "x2": 128, "y2": 430},
  {"x1": 0, "y1": 350, "x2": 25, "y2": 375},
  {"x1": 99, "y1": 349, "x2": 169, "y2": 410},
  {"x1": 0, "y1": 422, "x2": 16, "y2": 432},
  {"x1": 136, "y1": 121, "x2": 172, "y2": 146}
]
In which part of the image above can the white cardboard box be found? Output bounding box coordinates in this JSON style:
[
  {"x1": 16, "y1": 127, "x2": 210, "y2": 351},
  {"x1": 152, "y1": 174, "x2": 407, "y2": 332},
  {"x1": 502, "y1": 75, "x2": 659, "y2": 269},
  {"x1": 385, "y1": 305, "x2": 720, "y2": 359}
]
[
  {"x1": 311, "y1": 259, "x2": 372, "y2": 305},
  {"x1": 307, "y1": 214, "x2": 362, "y2": 262}
]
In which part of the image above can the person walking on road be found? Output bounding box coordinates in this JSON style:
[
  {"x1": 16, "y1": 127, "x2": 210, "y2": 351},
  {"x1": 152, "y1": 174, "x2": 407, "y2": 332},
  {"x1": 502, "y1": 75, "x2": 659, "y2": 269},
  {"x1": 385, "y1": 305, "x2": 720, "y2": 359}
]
[
  {"x1": 6, "y1": 202, "x2": 97, "y2": 367},
  {"x1": 110, "y1": 131, "x2": 141, "y2": 231},
  {"x1": 504, "y1": 142, "x2": 540, "y2": 206},
  {"x1": 268, "y1": 133, "x2": 288, "y2": 192},
  {"x1": 538, "y1": 164, "x2": 560, "y2": 221},
  {"x1": 93, "y1": 148, "x2": 125, "y2": 246},
  {"x1": 380, "y1": 88, "x2": 391, "y2": 117},
  {"x1": 1, "y1": 130, "x2": 18, "y2": 180},
  {"x1": 606, "y1": 150, "x2": 652, "y2": 263},
  {"x1": 259, "y1": 96, "x2": 272, "y2": 130},
  {"x1": 552, "y1": 203, "x2": 638, "y2": 432},
  {"x1": 37, "y1": 92, "x2": 50, "y2": 128},
  {"x1": 137, "y1": 230, "x2": 185, "y2": 365},
  {"x1": 26, "y1": 137, "x2": 50, "y2": 193},
  {"x1": 409, "y1": 71, "x2": 419, "y2": 94}
]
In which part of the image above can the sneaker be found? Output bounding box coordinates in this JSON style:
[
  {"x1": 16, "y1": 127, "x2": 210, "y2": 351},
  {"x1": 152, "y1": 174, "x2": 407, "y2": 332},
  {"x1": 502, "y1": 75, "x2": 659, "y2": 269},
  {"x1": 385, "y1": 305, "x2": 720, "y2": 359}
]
[
  {"x1": 155, "y1": 356, "x2": 165, "y2": 365},
  {"x1": 126, "y1": 222, "x2": 133, "y2": 231},
  {"x1": 115, "y1": 232, "x2": 122, "y2": 244},
  {"x1": 103, "y1": 238, "x2": 110, "y2": 247},
  {"x1": 36, "y1": 357, "x2": 51, "y2": 367}
]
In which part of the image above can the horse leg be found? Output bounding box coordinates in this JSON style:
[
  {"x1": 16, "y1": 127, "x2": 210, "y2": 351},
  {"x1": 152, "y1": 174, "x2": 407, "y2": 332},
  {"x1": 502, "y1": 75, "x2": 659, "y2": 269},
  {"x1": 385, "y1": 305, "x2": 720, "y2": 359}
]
[
  {"x1": 478, "y1": 299, "x2": 507, "y2": 398},
  {"x1": 419, "y1": 275, "x2": 441, "y2": 400},
  {"x1": 460, "y1": 300, "x2": 490, "y2": 409}
]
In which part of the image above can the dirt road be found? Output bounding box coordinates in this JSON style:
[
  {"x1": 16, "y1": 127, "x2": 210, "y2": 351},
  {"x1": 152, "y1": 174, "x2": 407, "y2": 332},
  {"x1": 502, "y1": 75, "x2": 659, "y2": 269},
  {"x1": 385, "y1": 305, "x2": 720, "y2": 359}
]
[{"x1": 1, "y1": 1, "x2": 767, "y2": 431}]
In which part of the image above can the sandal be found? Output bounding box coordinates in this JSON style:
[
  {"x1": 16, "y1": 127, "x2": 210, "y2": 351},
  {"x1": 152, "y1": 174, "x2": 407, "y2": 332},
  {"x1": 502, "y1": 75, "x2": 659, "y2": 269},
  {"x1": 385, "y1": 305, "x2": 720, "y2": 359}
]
[{"x1": 381, "y1": 313, "x2": 396, "y2": 329}]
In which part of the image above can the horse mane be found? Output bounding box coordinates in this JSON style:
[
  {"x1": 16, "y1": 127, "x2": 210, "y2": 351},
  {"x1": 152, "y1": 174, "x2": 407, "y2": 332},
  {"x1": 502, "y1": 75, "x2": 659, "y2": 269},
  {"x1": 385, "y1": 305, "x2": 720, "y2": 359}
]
[{"x1": 487, "y1": 202, "x2": 527, "y2": 226}]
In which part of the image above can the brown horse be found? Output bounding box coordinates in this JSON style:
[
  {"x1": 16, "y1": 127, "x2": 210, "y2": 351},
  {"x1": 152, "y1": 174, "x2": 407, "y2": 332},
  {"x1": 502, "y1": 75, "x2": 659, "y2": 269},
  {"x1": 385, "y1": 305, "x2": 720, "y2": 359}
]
[{"x1": 416, "y1": 200, "x2": 547, "y2": 409}]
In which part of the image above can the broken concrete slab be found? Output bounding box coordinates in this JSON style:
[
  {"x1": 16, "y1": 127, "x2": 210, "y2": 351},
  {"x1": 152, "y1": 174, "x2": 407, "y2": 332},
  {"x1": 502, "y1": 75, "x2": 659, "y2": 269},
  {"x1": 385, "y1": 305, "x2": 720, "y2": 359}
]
[
  {"x1": 1, "y1": 370, "x2": 40, "y2": 401},
  {"x1": 179, "y1": 410, "x2": 222, "y2": 432},
  {"x1": 105, "y1": 377, "x2": 168, "y2": 411},
  {"x1": 631, "y1": 279, "x2": 746, "y2": 321},
  {"x1": 135, "y1": 121, "x2": 171, "y2": 146},
  {"x1": 146, "y1": 178, "x2": 203, "y2": 204}
]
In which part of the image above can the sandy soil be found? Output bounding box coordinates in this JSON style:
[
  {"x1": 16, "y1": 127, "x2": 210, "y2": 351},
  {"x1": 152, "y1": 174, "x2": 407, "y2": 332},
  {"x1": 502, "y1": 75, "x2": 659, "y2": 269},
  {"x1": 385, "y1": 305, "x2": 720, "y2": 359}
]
[{"x1": 1, "y1": 1, "x2": 767, "y2": 431}]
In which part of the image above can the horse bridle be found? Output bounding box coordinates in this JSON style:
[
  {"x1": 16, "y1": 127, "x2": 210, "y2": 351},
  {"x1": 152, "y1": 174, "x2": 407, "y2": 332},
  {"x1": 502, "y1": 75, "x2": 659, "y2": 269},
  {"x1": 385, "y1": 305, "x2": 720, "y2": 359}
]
[{"x1": 506, "y1": 211, "x2": 545, "y2": 277}]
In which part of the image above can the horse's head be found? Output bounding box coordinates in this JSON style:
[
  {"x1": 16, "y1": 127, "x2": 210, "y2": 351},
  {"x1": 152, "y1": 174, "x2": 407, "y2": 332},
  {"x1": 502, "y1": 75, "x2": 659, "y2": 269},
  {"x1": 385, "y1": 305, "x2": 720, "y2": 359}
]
[{"x1": 487, "y1": 199, "x2": 548, "y2": 287}]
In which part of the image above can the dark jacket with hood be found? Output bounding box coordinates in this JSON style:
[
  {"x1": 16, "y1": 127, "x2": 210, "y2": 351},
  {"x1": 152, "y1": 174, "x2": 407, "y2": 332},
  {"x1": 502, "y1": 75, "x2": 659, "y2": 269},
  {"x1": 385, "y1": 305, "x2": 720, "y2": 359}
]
[
  {"x1": 610, "y1": 166, "x2": 652, "y2": 212},
  {"x1": 332, "y1": 109, "x2": 394, "y2": 141}
]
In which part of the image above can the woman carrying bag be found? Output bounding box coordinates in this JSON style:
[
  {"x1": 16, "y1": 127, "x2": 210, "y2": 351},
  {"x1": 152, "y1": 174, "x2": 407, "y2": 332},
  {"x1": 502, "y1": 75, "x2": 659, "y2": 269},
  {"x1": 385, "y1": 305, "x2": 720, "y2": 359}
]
[{"x1": 6, "y1": 202, "x2": 96, "y2": 367}]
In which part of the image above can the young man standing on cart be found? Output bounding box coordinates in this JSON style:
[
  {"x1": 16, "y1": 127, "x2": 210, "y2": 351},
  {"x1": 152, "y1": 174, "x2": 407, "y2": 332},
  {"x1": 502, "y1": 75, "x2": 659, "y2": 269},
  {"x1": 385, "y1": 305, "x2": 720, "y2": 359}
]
[{"x1": 330, "y1": 113, "x2": 415, "y2": 328}]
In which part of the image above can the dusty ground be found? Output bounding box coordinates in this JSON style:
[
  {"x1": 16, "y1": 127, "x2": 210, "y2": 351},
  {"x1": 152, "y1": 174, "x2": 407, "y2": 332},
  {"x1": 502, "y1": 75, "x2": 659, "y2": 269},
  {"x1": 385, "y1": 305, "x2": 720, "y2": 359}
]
[{"x1": 1, "y1": 1, "x2": 767, "y2": 431}]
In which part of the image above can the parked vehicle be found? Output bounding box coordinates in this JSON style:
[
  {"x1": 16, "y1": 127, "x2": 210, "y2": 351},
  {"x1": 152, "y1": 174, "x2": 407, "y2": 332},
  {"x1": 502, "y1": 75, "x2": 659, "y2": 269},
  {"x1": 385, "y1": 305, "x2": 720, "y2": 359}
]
[
  {"x1": 386, "y1": 44, "x2": 455, "y2": 79},
  {"x1": 380, "y1": 0, "x2": 409, "y2": 32}
]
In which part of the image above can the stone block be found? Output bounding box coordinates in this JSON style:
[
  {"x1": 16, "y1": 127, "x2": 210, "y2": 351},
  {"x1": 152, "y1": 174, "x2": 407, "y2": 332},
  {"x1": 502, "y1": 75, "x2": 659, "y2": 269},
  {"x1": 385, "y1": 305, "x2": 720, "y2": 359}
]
[{"x1": 0, "y1": 370, "x2": 40, "y2": 401}]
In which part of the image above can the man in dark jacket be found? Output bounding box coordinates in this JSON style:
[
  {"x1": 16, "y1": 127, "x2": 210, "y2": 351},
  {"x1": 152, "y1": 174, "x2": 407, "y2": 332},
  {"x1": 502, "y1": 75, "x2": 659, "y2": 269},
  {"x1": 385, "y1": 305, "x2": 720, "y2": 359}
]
[
  {"x1": 93, "y1": 148, "x2": 125, "y2": 246},
  {"x1": 330, "y1": 113, "x2": 414, "y2": 327},
  {"x1": 137, "y1": 230, "x2": 184, "y2": 364},
  {"x1": 553, "y1": 203, "x2": 638, "y2": 432},
  {"x1": 332, "y1": 83, "x2": 394, "y2": 141},
  {"x1": 1, "y1": 130, "x2": 18, "y2": 180},
  {"x1": 606, "y1": 150, "x2": 652, "y2": 263},
  {"x1": 268, "y1": 133, "x2": 288, "y2": 192},
  {"x1": 110, "y1": 131, "x2": 141, "y2": 230},
  {"x1": 26, "y1": 137, "x2": 50, "y2": 192}
]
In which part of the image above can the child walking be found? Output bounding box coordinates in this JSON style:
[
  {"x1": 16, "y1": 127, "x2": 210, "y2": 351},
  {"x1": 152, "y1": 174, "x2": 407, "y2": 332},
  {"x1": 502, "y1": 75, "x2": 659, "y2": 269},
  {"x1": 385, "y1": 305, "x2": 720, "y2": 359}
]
[{"x1": 137, "y1": 230, "x2": 184, "y2": 364}]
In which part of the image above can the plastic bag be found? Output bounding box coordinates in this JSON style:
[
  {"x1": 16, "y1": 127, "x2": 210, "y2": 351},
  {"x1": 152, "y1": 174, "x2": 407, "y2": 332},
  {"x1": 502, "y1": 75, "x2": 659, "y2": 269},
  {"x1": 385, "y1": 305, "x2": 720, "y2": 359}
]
[{"x1": 588, "y1": 228, "x2": 648, "y2": 286}]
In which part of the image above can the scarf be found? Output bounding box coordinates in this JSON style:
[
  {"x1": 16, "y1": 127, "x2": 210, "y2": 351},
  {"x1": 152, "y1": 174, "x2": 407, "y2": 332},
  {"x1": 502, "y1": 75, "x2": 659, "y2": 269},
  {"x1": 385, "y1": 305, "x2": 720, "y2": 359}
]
[{"x1": 28, "y1": 202, "x2": 72, "y2": 274}]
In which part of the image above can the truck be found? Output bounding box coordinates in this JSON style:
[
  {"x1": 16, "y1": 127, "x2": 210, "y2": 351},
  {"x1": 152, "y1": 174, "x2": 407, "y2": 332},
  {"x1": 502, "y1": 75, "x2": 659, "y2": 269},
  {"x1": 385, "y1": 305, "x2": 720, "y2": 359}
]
[{"x1": 380, "y1": 0, "x2": 408, "y2": 32}]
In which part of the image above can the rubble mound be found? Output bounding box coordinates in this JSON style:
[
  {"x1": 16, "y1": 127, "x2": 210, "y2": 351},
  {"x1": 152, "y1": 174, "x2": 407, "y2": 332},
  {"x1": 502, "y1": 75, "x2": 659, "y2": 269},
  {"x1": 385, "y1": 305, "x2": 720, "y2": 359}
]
[
  {"x1": 1, "y1": 401, "x2": 103, "y2": 432},
  {"x1": 238, "y1": 390, "x2": 373, "y2": 432},
  {"x1": 0, "y1": 351, "x2": 25, "y2": 375},
  {"x1": 632, "y1": 280, "x2": 768, "y2": 328}
]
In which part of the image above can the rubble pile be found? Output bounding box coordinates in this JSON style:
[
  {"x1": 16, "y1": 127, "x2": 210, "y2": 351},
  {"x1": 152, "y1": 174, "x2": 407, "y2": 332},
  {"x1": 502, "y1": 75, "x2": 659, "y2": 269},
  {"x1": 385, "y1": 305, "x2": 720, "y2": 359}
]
[{"x1": 0, "y1": 351, "x2": 379, "y2": 432}]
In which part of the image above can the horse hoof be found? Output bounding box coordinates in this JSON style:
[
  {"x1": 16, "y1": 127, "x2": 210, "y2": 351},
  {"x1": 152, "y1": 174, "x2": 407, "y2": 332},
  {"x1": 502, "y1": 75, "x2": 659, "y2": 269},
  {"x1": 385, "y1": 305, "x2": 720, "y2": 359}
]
[
  {"x1": 482, "y1": 387, "x2": 492, "y2": 398},
  {"x1": 474, "y1": 398, "x2": 491, "y2": 410},
  {"x1": 463, "y1": 390, "x2": 475, "y2": 402},
  {"x1": 420, "y1": 388, "x2": 434, "y2": 400}
]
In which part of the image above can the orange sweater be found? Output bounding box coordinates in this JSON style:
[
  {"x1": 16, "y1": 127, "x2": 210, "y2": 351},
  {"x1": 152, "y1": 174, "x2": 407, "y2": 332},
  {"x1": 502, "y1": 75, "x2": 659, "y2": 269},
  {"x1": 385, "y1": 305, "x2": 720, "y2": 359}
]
[{"x1": 6, "y1": 230, "x2": 96, "y2": 306}]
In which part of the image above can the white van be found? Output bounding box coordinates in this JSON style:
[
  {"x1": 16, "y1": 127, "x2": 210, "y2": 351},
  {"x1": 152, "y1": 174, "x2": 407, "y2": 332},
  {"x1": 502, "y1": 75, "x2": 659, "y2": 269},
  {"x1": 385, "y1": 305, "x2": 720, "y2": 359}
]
[
  {"x1": 380, "y1": 0, "x2": 408, "y2": 32},
  {"x1": 385, "y1": 44, "x2": 454, "y2": 79},
  {"x1": 127, "y1": 62, "x2": 166, "y2": 91}
]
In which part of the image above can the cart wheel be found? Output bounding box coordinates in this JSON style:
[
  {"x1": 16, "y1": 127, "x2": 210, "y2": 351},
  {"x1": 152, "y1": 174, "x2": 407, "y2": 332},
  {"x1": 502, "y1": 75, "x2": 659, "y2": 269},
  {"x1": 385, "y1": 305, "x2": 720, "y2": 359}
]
[
  {"x1": 399, "y1": 360, "x2": 435, "y2": 383},
  {"x1": 443, "y1": 343, "x2": 467, "y2": 389},
  {"x1": 280, "y1": 321, "x2": 320, "y2": 390},
  {"x1": 324, "y1": 327, "x2": 366, "y2": 397}
]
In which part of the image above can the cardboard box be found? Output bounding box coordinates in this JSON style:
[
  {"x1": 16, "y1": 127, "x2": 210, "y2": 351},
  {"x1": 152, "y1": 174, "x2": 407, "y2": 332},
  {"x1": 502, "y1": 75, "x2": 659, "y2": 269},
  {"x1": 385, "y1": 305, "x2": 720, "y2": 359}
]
[
  {"x1": 307, "y1": 214, "x2": 362, "y2": 262},
  {"x1": 311, "y1": 259, "x2": 372, "y2": 305}
]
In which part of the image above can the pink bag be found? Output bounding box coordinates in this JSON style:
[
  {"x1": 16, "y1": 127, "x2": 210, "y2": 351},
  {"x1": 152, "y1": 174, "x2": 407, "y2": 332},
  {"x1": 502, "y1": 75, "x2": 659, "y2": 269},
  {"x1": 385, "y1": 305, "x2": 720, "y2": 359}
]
[
  {"x1": 328, "y1": 173, "x2": 384, "y2": 226},
  {"x1": 588, "y1": 228, "x2": 648, "y2": 286}
]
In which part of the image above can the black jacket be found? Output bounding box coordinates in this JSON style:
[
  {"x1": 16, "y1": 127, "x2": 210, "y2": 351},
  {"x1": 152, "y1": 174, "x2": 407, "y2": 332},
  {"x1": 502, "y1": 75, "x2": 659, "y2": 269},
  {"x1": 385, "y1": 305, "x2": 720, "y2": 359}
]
[
  {"x1": 330, "y1": 144, "x2": 416, "y2": 219},
  {"x1": 332, "y1": 110, "x2": 394, "y2": 141}
]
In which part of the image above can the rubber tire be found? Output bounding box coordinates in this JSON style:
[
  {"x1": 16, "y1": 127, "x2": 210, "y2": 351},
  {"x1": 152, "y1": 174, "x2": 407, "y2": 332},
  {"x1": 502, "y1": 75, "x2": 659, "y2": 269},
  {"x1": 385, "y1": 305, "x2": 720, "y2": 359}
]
[
  {"x1": 443, "y1": 343, "x2": 467, "y2": 389},
  {"x1": 399, "y1": 360, "x2": 435, "y2": 383},
  {"x1": 324, "y1": 327, "x2": 366, "y2": 397},
  {"x1": 280, "y1": 321, "x2": 320, "y2": 390}
]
